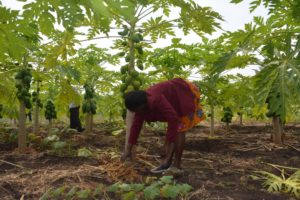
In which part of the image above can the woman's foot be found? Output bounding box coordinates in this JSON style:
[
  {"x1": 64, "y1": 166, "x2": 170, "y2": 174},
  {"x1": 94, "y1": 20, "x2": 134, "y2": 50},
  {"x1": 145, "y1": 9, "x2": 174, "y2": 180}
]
[
  {"x1": 150, "y1": 163, "x2": 171, "y2": 173},
  {"x1": 163, "y1": 166, "x2": 184, "y2": 175}
]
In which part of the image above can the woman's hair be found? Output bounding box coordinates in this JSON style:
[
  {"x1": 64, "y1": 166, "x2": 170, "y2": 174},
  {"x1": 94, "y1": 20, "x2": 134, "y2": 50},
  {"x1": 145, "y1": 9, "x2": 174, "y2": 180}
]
[{"x1": 125, "y1": 90, "x2": 147, "y2": 111}]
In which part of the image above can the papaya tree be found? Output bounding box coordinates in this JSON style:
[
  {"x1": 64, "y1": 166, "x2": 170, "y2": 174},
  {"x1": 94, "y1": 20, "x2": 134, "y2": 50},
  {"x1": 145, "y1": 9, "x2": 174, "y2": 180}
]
[
  {"x1": 32, "y1": 79, "x2": 43, "y2": 134},
  {"x1": 222, "y1": 74, "x2": 255, "y2": 125},
  {"x1": 70, "y1": 45, "x2": 120, "y2": 122},
  {"x1": 211, "y1": 0, "x2": 300, "y2": 144},
  {"x1": 221, "y1": 107, "x2": 234, "y2": 133},
  {"x1": 192, "y1": 37, "x2": 236, "y2": 136},
  {"x1": 196, "y1": 75, "x2": 222, "y2": 136},
  {"x1": 15, "y1": 66, "x2": 32, "y2": 151},
  {"x1": 82, "y1": 83, "x2": 97, "y2": 133}
]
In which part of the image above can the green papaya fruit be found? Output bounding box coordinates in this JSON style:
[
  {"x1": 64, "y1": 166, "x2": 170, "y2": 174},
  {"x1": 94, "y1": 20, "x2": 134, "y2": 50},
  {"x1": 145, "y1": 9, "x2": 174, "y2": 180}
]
[
  {"x1": 132, "y1": 81, "x2": 140, "y2": 89},
  {"x1": 136, "y1": 46, "x2": 143, "y2": 55},
  {"x1": 121, "y1": 41, "x2": 128, "y2": 46},
  {"x1": 131, "y1": 34, "x2": 140, "y2": 43},
  {"x1": 120, "y1": 83, "x2": 128, "y2": 93},
  {"x1": 125, "y1": 55, "x2": 131, "y2": 62},
  {"x1": 129, "y1": 70, "x2": 138, "y2": 78},
  {"x1": 118, "y1": 52, "x2": 126, "y2": 57},
  {"x1": 120, "y1": 65, "x2": 128, "y2": 74}
]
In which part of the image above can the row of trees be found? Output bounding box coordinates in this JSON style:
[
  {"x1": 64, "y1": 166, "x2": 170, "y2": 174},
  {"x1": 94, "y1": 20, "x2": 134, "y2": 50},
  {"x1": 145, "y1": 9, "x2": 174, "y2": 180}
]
[{"x1": 0, "y1": 0, "x2": 299, "y2": 152}]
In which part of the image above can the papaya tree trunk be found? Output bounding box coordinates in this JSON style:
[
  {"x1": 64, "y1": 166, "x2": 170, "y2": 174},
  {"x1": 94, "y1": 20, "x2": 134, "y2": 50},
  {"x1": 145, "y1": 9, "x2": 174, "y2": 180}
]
[
  {"x1": 12, "y1": 119, "x2": 17, "y2": 127},
  {"x1": 34, "y1": 81, "x2": 40, "y2": 134},
  {"x1": 90, "y1": 114, "x2": 93, "y2": 132},
  {"x1": 18, "y1": 101, "x2": 27, "y2": 151},
  {"x1": 210, "y1": 105, "x2": 215, "y2": 136},
  {"x1": 85, "y1": 113, "x2": 93, "y2": 133},
  {"x1": 128, "y1": 24, "x2": 136, "y2": 70},
  {"x1": 85, "y1": 114, "x2": 89, "y2": 133},
  {"x1": 48, "y1": 119, "x2": 52, "y2": 131},
  {"x1": 34, "y1": 103, "x2": 39, "y2": 134},
  {"x1": 226, "y1": 122, "x2": 229, "y2": 134},
  {"x1": 239, "y1": 114, "x2": 243, "y2": 126},
  {"x1": 124, "y1": 23, "x2": 137, "y2": 159},
  {"x1": 272, "y1": 116, "x2": 283, "y2": 145}
]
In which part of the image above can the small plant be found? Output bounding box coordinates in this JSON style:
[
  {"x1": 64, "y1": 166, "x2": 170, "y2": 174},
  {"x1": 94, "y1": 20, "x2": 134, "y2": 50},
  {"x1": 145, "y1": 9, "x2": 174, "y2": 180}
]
[
  {"x1": 39, "y1": 184, "x2": 106, "y2": 200},
  {"x1": 77, "y1": 147, "x2": 92, "y2": 157},
  {"x1": 41, "y1": 134, "x2": 73, "y2": 156},
  {"x1": 0, "y1": 128, "x2": 18, "y2": 144},
  {"x1": 251, "y1": 164, "x2": 300, "y2": 199},
  {"x1": 107, "y1": 176, "x2": 193, "y2": 200},
  {"x1": 15, "y1": 67, "x2": 33, "y2": 150},
  {"x1": 39, "y1": 176, "x2": 193, "y2": 200}
]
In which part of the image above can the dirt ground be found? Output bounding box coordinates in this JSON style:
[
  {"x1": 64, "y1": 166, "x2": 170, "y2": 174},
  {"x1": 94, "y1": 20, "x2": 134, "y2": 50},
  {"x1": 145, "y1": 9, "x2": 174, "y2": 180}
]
[{"x1": 0, "y1": 123, "x2": 300, "y2": 200}]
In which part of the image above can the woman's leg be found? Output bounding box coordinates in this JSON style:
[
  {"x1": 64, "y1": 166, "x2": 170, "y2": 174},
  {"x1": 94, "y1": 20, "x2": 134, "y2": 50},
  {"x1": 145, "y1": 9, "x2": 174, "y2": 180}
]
[
  {"x1": 162, "y1": 141, "x2": 174, "y2": 166},
  {"x1": 174, "y1": 132, "x2": 186, "y2": 169},
  {"x1": 151, "y1": 141, "x2": 174, "y2": 173}
]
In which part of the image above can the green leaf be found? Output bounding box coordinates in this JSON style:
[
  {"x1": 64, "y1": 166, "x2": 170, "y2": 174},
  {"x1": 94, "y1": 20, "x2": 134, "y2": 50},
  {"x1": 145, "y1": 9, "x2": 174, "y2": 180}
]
[
  {"x1": 39, "y1": 190, "x2": 51, "y2": 200},
  {"x1": 52, "y1": 141, "x2": 66, "y2": 149},
  {"x1": 66, "y1": 186, "x2": 78, "y2": 199},
  {"x1": 108, "y1": 182, "x2": 121, "y2": 193},
  {"x1": 160, "y1": 176, "x2": 173, "y2": 184},
  {"x1": 177, "y1": 183, "x2": 193, "y2": 194},
  {"x1": 77, "y1": 148, "x2": 92, "y2": 157},
  {"x1": 45, "y1": 135, "x2": 59, "y2": 142},
  {"x1": 89, "y1": 0, "x2": 110, "y2": 18},
  {"x1": 230, "y1": 0, "x2": 243, "y2": 3},
  {"x1": 131, "y1": 183, "x2": 144, "y2": 192},
  {"x1": 119, "y1": 183, "x2": 132, "y2": 192},
  {"x1": 143, "y1": 185, "x2": 160, "y2": 200},
  {"x1": 76, "y1": 189, "x2": 91, "y2": 199},
  {"x1": 93, "y1": 184, "x2": 104, "y2": 196},
  {"x1": 121, "y1": 191, "x2": 136, "y2": 200},
  {"x1": 161, "y1": 184, "x2": 179, "y2": 199},
  {"x1": 51, "y1": 186, "x2": 67, "y2": 198},
  {"x1": 112, "y1": 129, "x2": 124, "y2": 136}
]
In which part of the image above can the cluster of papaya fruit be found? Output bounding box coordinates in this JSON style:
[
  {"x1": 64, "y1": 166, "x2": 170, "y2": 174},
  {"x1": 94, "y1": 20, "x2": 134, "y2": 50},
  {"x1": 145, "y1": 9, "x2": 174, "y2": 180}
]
[
  {"x1": 221, "y1": 107, "x2": 233, "y2": 123},
  {"x1": 32, "y1": 85, "x2": 43, "y2": 109},
  {"x1": 118, "y1": 25, "x2": 144, "y2": 95},
  {"x1": 44, "y1": 100, "x2": 57, "y2": 120},
  {"x1": 82, "y1": 83, "x2": 97, "y2": 114},
  {"x1": 15, "y1": 68, "x2": 32, "y2": 109}
]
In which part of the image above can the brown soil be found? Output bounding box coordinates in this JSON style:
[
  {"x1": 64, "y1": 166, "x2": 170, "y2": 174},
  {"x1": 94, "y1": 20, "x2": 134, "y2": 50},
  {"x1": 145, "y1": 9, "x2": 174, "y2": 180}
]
[{"x1": 0, "y1": 124, "x2": 299, "y2": 200}]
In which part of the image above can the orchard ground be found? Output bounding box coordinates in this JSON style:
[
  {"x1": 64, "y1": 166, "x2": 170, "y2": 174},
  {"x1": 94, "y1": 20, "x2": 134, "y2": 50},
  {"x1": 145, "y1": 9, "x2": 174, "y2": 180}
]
[{"x1": 0, "y1": 121, "x2": 300, "y2": 200}]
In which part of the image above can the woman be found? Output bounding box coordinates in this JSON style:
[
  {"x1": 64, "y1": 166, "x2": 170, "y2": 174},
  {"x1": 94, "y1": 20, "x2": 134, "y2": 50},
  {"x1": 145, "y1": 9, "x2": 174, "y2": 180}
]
[{"x1": 121, "y1": 78, "x2": 205, "y2": 173}]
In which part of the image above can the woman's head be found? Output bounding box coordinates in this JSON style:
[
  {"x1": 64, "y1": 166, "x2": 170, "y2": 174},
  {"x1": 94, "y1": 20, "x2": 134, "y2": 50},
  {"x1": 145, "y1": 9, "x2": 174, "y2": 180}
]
[{"x1": 125, "y1": 90, "x2": 147, "y2": 112}]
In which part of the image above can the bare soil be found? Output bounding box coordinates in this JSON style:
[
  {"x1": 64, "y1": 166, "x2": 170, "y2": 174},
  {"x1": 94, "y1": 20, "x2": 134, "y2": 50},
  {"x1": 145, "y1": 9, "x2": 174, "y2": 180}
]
[{"x1": 0, "y1": 123, "x2": 300, "y2": 200}]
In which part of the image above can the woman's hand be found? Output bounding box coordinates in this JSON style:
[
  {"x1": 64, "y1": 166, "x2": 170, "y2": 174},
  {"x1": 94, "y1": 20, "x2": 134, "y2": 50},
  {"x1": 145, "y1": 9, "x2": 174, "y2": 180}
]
[
  {"x1": 121, "y1": 151, "x2": 132, "y2": 161},
  {"x1": 121, "y1": 143, "x2": 134, "y2": 162}
]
